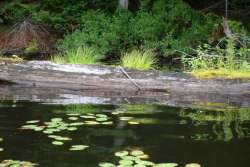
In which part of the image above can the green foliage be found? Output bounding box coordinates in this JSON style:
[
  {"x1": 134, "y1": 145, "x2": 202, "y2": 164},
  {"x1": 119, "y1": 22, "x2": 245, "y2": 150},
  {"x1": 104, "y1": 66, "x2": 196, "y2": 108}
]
[
  {"x1": 121, "y1": 50, "x2": 157, "y2": 70},
  {"x1": 58, "y1": 0, "x2": 220, "y2": 59},
  {"x1": 183, "y1": 37, "x2": 250, "y2": 71},
  {"x1": 52, "y1": 46, "x2": 100, "y2": 65}
]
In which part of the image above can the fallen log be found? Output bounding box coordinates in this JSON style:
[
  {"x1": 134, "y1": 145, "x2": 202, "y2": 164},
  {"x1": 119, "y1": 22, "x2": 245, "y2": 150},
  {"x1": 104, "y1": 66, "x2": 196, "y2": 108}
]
[{"x1": 0, "y1": 61, "x2": 250, "y2": 108}]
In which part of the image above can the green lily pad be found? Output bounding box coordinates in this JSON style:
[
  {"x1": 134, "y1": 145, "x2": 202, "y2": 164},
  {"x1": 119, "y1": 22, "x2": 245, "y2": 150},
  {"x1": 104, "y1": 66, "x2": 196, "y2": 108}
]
[
  {"x1": 99, "y1": 162, "x2": 116, "y2": 167},
  {"x1": 135, "y1": 160, "x2": 154, "y2": 166},
  {"x1": 69, "y1": 122, "x2": 84, "y2": 126},
  {"x1": 52, "y1": 141, "x2": 64, "y2": 146},
  {"x1": 96, "y1": 114, "x2": 108, "y2": 118},
  {"x1": 115, "y1": 151, "x2": 129, "y2": 157},
  {"x1": 67, "y1": 113, "x2": 80, "y2": 116},
  {"x1": 68, "y1": 117, "x2": 79, "y2": 121},
  {"x1": 185, "y1": 163, "x2": 201, "y2": 167},
  {"x1": 119, "y1": 159, "x2": 133, "y2": 166},
  {"x1": 69, "y1": 145, "x2": 89, "y2": 151},
  {"x1": 26, "y1": 120, "x2": 40, "y2": 124},
  {"x1": 34, "y1": 127, "x2": 44, "y2": 131},
  {"x1": 51, "y1": 118, "x2": 63, "y2": 122},
  {"x1": 154, "y1": 163, "x2": 179, "y2": 167},
  {"x1": 131, "y1": 150, "x2": 144, "y2": 156},
  {"x1": 80, "y1": 115, "x2": 96, "y2": 119},
  {"x1": 120, "y1": 117, "x2": 133, "y2": 121},
  {"x1": 102, "y1": 121, "x2": 113, "y2": 125},
  {"x1": 85, "y1": 121, "x2": 100, "y2": 125},
  {"x1": 67, "y1": 127, "x2": 78, "y2": 131},
  {"x1": 96, "y1": 117, "x2": 108, "y2": 122}
]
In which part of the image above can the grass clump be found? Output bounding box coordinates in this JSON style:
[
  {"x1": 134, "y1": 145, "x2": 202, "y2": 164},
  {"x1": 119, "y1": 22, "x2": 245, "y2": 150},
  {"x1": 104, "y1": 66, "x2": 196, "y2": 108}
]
[
  {"x1": 0, "y1": 55, "x2": 23, "y2": 63},
  {"x1": 121, "y1": 50, "x2": 157, "y2": 70},
  {"x1": 52, "y1": 47, "x2": 100, "y2": 65}
]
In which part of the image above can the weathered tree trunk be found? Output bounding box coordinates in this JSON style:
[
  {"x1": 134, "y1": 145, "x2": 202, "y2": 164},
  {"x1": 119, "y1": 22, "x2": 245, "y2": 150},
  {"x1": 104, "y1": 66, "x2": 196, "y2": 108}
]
[
  {"x1": 119, "y1": 0, "x2": 129, "y2": 9},
  {"x1": 0, "y1": 61, "x2": 250, "y2": 108}
]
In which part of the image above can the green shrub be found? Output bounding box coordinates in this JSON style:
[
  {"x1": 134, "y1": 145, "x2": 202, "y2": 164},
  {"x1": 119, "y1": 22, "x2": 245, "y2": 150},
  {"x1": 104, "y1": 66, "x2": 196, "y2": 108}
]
[
  {"x1": 182, "y1": 37, "x2": 250, "y2": 78},
  {"x1": 52, "y1": 46, "x2": 100, "y2": 65},
  {"x1": 121, "y1": 50, "x2": 157, "y2": 70}
]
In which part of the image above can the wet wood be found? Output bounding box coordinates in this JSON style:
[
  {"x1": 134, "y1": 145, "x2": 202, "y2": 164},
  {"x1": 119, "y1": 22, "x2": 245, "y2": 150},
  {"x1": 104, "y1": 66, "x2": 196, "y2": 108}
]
[{"x1": 0, "y1": 61, "x2": 250, "y2": 108}]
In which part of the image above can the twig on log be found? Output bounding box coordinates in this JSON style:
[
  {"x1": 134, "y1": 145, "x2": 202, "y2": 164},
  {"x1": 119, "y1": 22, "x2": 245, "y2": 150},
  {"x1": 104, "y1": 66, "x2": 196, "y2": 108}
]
[{"x1": 118, "y1": 66, "x2": 142, "y2": 91}]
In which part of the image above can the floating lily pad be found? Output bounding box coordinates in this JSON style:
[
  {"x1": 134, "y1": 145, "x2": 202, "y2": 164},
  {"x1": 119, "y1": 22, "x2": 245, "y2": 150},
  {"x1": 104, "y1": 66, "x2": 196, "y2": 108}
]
[
  {"x1": 154, "y1": 163, "x2": 178, "y2": 167},
  {"x1": 80, "y1": 115, "x2": 96, "y2": 119},
  {"x1": 120, "y1": 117, "x2": 133, "y2": 121},
  {"x1": 52, "y1": 141, "x2": 64, "y2": 146},
  {"x1": 26, "y1": 120, "x2": 40, "y2": 124},
  {"x1": 119, "y1": 159, "x2": 133, "y2": 166},
  {"x1": 96, "y1": 114, "x2": 108, "y2": 118},
  {"x1": 135, "y1": 160, "x2": 154, "y2": 166},
  {"x1": 69, "y1": 122, "x2": 84, "y2": 126},
  {"x1": 128, "y1": 121, "x2": 139, "y2": 125},
  {"x1": 68, "y1": 117, "x2": 79, "y2": 121},
  {"x1": 67, "y1": 113, "x2": 80, "y2": 116},
  {"x1": 85, "y1": 121, "x2": 100, "y2": 125},
  {"x1": 185, "y1": 163, "x2": 201, "y2": 167},
  {"x1": 51, "y1": 118, "x2": 63, "y2": 121},
  {"x1": 99, "y1": 162, "x2": 116, "y2": 167},
  {"x1": 96, "y1": 118, "x2": 108, "y2": 122},
  {"x1": 67, "y1": 127, "x2": 78, "y2": 131},
  {"x1": 131, "y1": 150, "x2": 144, "y2": 156},
  {"x1": 115, "y1": 151, "x2": 129, "y2": 157},
  {"x1": 102, "y1": 121, "x2": 113, "y2": 125},
  {"x1": 69, "y1": 145, "x2": 89, "y2": 151}
]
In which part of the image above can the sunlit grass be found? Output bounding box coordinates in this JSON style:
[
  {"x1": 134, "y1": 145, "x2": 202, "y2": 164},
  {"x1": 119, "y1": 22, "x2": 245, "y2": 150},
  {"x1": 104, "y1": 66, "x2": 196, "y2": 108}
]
[
  {"x1": 0, "y1": 55, "x2": 23, "y2": 63},
  {"x1": 121, "y1": 50, "x2": 157, "y2": 70},
  {"x1": 52, "y1": 47, "x2": 100, "y2": 65},
  {"x1": 191, "y1": 68, "x2": 250, "y2": 79}
]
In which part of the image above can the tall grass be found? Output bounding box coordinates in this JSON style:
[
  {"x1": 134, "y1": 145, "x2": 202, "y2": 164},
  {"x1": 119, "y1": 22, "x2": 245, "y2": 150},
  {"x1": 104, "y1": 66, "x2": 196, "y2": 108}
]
[
  {"x1": 121, "y1": 50, "x2": 157, "y2": 70},
  {"x1": 52, "y1": 47, "x2": 100, "y2": 64}
]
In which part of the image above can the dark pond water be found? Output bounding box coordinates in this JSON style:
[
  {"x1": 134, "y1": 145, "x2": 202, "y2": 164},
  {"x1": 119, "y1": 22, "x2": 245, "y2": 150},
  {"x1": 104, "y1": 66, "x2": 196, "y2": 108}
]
[{"x1": 0, "y1": 101, "x2": 250, "y2": 167}]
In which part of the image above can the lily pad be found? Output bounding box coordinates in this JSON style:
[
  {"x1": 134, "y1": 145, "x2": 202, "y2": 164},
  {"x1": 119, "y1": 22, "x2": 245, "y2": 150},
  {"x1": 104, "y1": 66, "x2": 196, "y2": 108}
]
[
  {"x1": 99, "y1": 162, "x2": 116, "y2": 167},
  {"x1": 68, "y1": 117, "x2": 79, "y2": 121},
  {"x1": 69, "y1": 122, "x2": 84, "y2": 126},
  {"x1": 119, "y1": 159, "x2": 133, "y2": 166},
  {"x1": 128, "y1": 121, "x2": 139, "y2": 125},
  {"x1": 115, "y1": 151, "x2": 129, "y2": 157},
  {"x1": 185, "y1": 163, "x2": 201, "y2": 167},
  {"x1": 96, "y1": 117, "x2": 108, "y2": 122},
  {"x1": 67, "y1": 127, "x2": 78, "y2": 131},
  {"x1": 51, "y1": 118, "x2": 63, "y2": 122},
  {"x1": 52, "y1": 141, "x2": 64, "y2": 146},
  {"x1": 69, "y1": 145, "x2": 89, "y2": 151},
  {"x1": 154, "y1": 163, "x2": 178, "y2": 167},
  {"x1": 80, "y1": 115, "x2": 96, "y2": 119},
  {"x1": 26, "y1": 120, "x2": 40, "y2": 124},
  {"x1": 131, "y1": 150, "x2": 144, "y2": 156}
]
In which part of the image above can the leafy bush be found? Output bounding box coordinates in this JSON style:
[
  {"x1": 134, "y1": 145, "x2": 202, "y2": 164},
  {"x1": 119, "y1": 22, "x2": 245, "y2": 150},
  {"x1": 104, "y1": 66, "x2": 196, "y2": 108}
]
[
  {"x1": 182, "y1": 37, "x2": 250, "y2": 78},
  {"x1": 121, "y1": 50, "x2": 157, "y2": 70}
]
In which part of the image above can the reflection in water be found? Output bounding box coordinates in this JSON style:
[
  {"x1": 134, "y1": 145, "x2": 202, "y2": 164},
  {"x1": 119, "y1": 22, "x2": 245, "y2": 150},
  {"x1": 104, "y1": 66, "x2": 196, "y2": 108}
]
[
  {"x1": 179, "y1": 108, "x2": 250, "y2": 141},
  {"x1": 0, "y1": 101, "x2": 250, "y2": 167}
]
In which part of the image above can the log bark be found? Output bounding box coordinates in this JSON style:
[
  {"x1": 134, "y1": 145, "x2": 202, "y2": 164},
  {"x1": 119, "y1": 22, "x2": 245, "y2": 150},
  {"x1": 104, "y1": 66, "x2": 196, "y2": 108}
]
[{"x1": 0, "y1": 61, "x2": 250, "y2": 108}]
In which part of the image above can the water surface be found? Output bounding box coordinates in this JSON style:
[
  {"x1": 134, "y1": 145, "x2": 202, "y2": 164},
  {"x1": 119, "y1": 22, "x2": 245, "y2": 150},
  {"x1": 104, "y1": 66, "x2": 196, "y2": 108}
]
[{"x1": 0, "y1": 101, "x2": 250, "y2": 167}]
